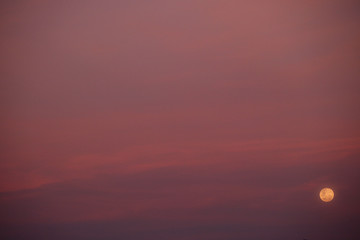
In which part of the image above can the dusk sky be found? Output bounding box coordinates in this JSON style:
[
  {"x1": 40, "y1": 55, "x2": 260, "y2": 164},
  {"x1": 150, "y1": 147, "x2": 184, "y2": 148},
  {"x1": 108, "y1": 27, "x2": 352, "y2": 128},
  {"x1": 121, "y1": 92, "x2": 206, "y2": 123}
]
[{"x1": 1, "y1": 0, "x2": 360, "y2": 239}]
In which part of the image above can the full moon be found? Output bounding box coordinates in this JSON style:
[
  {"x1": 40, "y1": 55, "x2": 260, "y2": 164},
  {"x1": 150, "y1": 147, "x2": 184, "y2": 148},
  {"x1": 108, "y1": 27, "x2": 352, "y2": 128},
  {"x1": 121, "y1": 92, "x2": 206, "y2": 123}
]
[{"x1": 319, "y1": 188, "x2": 334, "y2": 202}]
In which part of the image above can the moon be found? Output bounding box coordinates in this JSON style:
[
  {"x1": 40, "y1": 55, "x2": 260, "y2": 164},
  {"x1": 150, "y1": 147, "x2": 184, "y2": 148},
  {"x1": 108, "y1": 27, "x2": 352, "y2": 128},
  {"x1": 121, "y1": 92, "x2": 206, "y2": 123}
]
[{"x1": 319, "y1": 187, "x2": 334, "y2": 202}]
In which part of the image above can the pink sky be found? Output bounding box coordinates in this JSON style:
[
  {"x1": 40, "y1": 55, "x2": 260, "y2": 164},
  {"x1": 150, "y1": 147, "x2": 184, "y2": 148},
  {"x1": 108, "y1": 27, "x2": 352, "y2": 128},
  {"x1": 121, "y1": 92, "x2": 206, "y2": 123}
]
[{"x1": 1, "y1": 0, "x2": 360, "y2": 239}]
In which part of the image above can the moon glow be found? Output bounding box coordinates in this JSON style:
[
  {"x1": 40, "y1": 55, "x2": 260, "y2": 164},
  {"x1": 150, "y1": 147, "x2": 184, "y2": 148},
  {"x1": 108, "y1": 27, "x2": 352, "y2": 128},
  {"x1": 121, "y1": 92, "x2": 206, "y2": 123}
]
[{"x1": 319, "y1": 188, "x2": 334, "y2": 202}]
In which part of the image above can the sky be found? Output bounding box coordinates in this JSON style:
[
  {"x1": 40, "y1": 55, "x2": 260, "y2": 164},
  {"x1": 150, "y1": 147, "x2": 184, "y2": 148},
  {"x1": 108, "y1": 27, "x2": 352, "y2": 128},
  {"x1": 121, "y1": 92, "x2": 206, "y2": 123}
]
[{"x1": 0, "y1": 0, "x2": 360, "y2": 239}]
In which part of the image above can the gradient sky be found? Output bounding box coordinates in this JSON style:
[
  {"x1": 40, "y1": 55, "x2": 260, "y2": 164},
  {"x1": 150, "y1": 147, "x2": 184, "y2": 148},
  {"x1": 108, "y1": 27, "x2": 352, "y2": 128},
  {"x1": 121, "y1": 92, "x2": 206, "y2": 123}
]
[{"x1": 1, "y1": 0, "x2": 360, "y2": 239}]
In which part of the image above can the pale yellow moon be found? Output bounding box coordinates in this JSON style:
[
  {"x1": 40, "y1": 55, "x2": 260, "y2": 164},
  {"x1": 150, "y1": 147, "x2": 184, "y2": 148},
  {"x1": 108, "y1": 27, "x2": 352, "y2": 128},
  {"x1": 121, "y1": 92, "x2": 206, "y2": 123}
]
[{"x1": 319, "y1": 188, "x2": 334, "y2": 202}]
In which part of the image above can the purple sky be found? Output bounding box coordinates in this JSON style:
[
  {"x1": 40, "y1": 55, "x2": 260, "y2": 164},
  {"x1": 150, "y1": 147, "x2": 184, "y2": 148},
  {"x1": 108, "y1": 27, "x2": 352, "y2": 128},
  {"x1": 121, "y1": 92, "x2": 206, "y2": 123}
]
[{"x1": 1, "y1": 0, "x2": 360, "y2": 239}]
